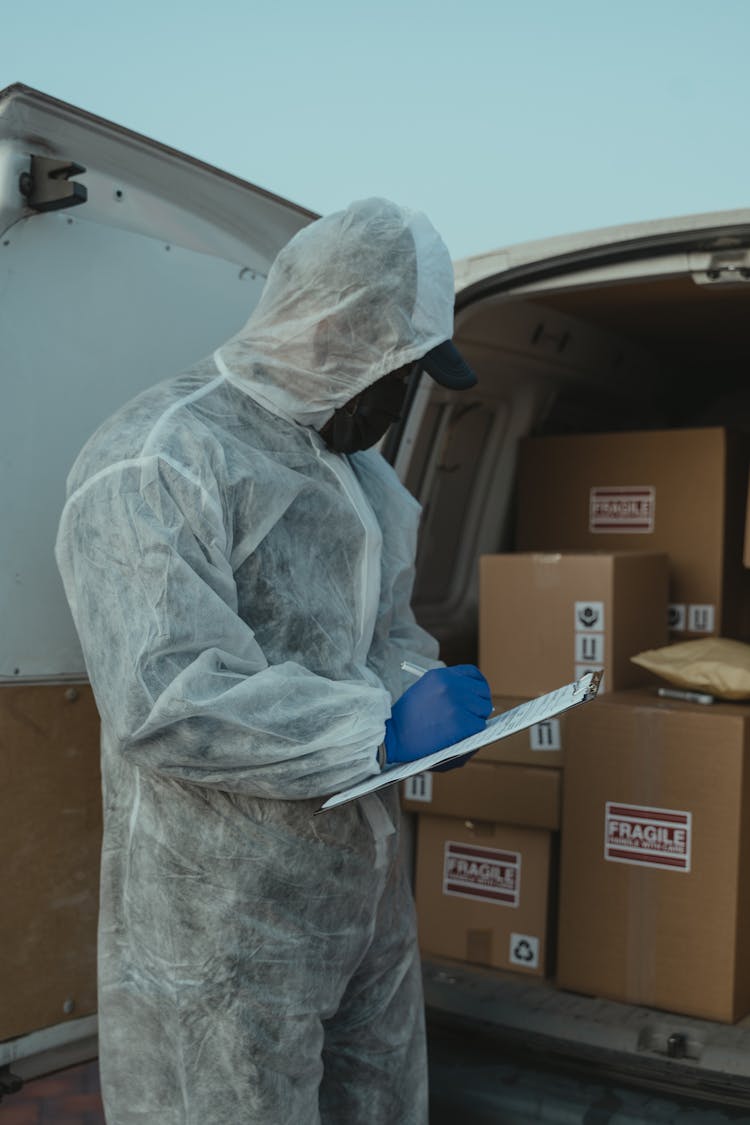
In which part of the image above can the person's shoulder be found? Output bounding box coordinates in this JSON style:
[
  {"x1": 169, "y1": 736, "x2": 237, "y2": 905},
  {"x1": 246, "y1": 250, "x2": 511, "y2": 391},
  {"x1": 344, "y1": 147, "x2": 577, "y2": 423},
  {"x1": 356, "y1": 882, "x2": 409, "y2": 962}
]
[{"x1": 66, "y1": 363, "x2": 228, "y2": 492}]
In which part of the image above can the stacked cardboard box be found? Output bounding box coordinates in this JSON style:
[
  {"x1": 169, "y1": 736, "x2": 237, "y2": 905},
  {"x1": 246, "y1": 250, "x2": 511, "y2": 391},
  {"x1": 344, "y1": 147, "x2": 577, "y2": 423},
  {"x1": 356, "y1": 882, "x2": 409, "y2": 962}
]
[
  {"x1": 479, "y1": 551, "x2": 669, "y2": 697},
  {"x1": 412, "y1": 426, "x2": 750, "y2": 1013},
  {"x1": 502, "y1": 426, "x2": 750, "y2": 1021},
  {"x1": 515, "y1": 427, "x2": 750, "y2": 640},
  {"x1": 405, "y1": 759, "x2": 559, "y2": 976},
  {"x1": 404, "y1": 697, "x2": 567, "y2": 976},
  {"x1": 412, "y1": 542, "x2": 669, "y2": 978},
  {"x1": 557, "y1": 690, "x2": 750, "y2": 1023},
  {"x1": 402, "y1": 758, "x2": 560, "y2": 827},
  {"x1": 414, "y1": 813, "x2": 555, "y2": 976}
]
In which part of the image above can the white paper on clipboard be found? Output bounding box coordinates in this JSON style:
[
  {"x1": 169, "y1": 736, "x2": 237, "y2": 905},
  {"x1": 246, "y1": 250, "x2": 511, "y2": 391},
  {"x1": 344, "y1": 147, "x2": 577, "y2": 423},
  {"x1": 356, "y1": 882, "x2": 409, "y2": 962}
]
[{"x1": 317, "y1": 669, "x2": 603, "y2": 813}]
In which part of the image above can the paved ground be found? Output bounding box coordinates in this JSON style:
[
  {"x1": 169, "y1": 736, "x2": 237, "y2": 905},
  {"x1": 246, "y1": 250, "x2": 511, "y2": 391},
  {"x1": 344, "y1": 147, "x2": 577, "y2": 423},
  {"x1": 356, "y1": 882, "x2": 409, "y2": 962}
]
[{"x1": 1, "y1": 1060, "x2": 105, "y2": 1124}]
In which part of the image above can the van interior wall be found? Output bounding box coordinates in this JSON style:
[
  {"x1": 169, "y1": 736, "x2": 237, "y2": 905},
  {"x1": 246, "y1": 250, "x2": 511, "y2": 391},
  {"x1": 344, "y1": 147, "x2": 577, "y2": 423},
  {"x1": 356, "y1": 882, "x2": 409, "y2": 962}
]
[
  {"x1": 536, "y1": 275, "x2": 750, "y2": 431},
  {"x1": 409, "y1": 275, "x2": 750, "y2": 664}
]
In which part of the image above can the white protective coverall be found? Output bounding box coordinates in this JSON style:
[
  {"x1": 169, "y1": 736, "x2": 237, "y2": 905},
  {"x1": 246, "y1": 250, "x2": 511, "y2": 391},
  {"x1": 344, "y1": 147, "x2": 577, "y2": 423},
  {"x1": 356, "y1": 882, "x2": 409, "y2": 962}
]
[{"x1": 55, "y1": 198, "x2": 456, "y2": 1124}]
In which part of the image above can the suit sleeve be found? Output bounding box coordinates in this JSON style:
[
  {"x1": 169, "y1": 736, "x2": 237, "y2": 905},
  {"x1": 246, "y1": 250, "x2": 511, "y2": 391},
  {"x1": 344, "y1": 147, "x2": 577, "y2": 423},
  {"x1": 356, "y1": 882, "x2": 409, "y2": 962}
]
[{"x1": 55, "y1": 456, "x2": 389, "y2": 799}]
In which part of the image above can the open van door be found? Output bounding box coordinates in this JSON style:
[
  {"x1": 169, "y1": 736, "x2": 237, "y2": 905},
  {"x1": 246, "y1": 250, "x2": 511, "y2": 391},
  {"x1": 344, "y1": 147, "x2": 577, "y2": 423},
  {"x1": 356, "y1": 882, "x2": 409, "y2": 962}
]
[{"x1": 0, "y1": 83, "x2": 315, "y2": 1091}]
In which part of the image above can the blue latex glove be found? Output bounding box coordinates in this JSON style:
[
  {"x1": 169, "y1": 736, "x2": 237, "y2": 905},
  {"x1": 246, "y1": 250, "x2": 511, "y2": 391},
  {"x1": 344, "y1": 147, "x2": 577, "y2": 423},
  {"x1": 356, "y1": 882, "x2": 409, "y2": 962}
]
[{"x1": 384, "y1": 665, "x2": 492, "y2": 765}]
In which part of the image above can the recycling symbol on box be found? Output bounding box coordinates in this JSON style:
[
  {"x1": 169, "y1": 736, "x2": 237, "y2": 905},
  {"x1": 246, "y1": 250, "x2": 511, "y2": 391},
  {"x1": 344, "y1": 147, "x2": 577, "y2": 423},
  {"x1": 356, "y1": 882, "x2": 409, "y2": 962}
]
[
  {"x1": 513, "y1": 939, "x2": 535, "y2": 962},
  {"x1": 509, "y1": 932, "x2": 539, "y2": 969}
]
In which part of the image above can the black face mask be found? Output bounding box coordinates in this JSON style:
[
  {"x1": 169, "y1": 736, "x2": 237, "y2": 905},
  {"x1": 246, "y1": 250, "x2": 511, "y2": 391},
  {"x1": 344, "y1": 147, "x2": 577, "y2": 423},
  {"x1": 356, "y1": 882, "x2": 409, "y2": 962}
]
[{"x1": 319, "y1": 373, "x2": 410, "y2": 454}]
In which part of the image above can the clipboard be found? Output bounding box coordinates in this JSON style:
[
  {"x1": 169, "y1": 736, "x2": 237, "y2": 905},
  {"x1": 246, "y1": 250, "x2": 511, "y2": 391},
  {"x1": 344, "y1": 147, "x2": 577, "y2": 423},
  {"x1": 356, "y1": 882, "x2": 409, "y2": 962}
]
[{"x1": 318, "y1": 669, "x2": 602, "y2": 813}]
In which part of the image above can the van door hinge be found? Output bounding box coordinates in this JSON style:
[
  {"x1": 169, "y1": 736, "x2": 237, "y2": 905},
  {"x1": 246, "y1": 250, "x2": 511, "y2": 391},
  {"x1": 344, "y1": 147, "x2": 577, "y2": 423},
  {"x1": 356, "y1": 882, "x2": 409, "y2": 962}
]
[
  {"x1": 18, "y1": 155, "x2": 87, "y2": 213},
  {"x1": 691, "y1": 248, "x2": 750, "y2": 285}
]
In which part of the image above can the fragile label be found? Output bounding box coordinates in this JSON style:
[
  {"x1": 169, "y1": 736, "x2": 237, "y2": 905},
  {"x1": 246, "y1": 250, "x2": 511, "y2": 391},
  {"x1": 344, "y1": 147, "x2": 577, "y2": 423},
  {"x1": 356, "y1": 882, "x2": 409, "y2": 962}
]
[
  {"x1": 589, "y1": 486, "x2": 655, "y2": 533},
  {"x1": 605, "y1": 802, "x2": 691, "y2": 872},
  {"x1": 403, "y1": 774, "x2": 432, "y2": 803},
  {"x1": 443, "y1": 841, "x2": 520, "y2": 906}
]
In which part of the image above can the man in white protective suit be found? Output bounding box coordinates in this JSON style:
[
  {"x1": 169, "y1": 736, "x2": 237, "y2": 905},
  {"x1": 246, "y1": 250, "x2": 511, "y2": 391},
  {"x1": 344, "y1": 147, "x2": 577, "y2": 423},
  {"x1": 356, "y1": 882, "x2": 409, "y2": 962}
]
[{"x1": 55, "y1": 197, "x2": 492, "y2": 1124}]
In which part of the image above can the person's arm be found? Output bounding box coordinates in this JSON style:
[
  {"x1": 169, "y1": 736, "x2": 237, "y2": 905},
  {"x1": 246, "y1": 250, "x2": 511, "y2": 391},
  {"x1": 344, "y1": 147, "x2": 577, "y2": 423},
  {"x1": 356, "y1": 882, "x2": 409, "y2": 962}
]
[
  {"x1": 55, "y1": 457, "x2": 389, "y2": 799},
  {"x1": 349, "y1": 448, "x2": 444, "y2": 694},
  {"x1": 389, "y1": 571, "x2": 445, "y2": 692},
  {"x1": 382, "y1": 494, "x2": 445, "y2": 695}
]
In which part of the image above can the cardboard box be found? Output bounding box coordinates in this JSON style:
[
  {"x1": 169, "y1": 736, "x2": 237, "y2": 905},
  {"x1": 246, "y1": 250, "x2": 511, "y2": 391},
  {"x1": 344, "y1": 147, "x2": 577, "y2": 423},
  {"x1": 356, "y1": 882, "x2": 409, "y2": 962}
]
[
  {"x1": 516, "y1": 427, "x2": 750, "y2": 639},
  {"x1": 557, "y1": 690, "x2": 750, "y2": 1023},
  {"x1": 415, "y1": 814, "x2": 554, "y2": 975},
  {"x1": 478, "y1": 696, "x2": 566, "y2": 767},
  {"x1": 479, "y1": 551, "x2": 668, "y2": 698},
  {"x1": 402, "y1": 758, "x2": 560, "y2": 828}
]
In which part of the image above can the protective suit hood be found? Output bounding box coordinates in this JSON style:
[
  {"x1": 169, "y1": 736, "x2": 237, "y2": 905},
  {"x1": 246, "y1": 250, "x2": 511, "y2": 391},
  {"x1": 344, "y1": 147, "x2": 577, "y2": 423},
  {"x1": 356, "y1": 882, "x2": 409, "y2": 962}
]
[{"x1": 215, "y1": 197, "x2": 456, "y2": 427}]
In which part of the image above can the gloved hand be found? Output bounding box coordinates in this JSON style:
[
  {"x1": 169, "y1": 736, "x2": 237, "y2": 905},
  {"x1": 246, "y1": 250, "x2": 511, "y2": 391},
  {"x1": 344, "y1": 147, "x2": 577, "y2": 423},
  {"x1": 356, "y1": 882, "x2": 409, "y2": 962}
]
[{"x1": 384, "y1": 665, "x2": 492, "y2": 765}]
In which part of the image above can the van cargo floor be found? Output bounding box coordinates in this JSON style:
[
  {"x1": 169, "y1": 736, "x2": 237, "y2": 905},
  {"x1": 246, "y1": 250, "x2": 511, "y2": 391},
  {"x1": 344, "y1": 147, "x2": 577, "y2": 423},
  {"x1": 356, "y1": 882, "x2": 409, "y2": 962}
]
[{"x1": 423, "y1": 959, "x2": 750, "y2": 1110}]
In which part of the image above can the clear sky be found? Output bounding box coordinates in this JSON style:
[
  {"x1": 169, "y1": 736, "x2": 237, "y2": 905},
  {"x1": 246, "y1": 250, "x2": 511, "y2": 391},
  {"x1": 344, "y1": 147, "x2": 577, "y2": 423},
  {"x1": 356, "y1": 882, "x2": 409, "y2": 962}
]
[{"x1": 3, "y1": 0, "x2": 749, "y2": 261}]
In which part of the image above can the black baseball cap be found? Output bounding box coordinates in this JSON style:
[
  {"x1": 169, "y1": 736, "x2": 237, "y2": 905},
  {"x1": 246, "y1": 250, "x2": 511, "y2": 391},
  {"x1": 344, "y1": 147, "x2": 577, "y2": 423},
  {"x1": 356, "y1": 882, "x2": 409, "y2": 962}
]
[{"x1": 419, "y1": 340, "x2": 478, "y2": 389}]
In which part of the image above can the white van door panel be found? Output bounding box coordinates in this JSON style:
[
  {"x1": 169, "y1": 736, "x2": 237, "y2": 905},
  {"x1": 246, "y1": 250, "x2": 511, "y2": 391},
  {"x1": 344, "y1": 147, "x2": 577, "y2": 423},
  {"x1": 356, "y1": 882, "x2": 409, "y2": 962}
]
[
  {"x1": 0, "y1": 83, "x2": 314, "y2": 681},
  {"x1": 0, "y1": 83, "x2": 313, "y2": 1073}
]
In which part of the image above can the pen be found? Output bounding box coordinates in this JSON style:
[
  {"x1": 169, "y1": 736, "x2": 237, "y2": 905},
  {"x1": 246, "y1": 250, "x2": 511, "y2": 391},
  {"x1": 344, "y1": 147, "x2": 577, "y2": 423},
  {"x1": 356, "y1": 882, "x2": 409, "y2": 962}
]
[
  {"x1": 400, "y1": 660, "x2": 427, "y2": 679},
  {"x1": 657, "y1": 687, "x2": 715, "y2": 705}
]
